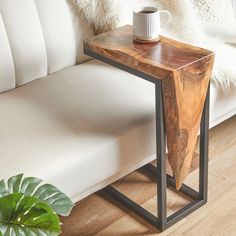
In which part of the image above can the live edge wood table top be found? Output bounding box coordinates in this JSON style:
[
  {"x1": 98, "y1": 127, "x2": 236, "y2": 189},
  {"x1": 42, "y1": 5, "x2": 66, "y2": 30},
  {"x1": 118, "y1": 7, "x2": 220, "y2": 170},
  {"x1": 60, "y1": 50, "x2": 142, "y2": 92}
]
[{"x1": 84, "y1": 25, "x2": 215, "y2": 189}]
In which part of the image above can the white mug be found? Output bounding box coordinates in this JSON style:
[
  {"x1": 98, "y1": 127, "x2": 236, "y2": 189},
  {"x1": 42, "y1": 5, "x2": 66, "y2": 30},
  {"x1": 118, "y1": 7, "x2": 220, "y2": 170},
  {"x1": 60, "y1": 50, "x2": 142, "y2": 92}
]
[{"x1": 133, "y1": 7, "x2": 172, "y2": 41}]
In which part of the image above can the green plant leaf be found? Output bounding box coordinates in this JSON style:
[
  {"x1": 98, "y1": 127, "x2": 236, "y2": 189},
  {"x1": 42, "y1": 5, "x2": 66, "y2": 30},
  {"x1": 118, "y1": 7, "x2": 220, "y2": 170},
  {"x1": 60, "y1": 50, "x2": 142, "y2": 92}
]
[
  {"x1": 7, "y1": 174, "x2": 24, "y2": 193},
  {"x1": 20, "y1": 177, "x2": 43, "y2": 196},
  {"x1": 33, "y1": 184, "x2": 74, "y2": 216},
  {"x1": 0, "y1": 174, "x2": 74, "y2": 217},
  {"x1": 0, "y1": 193, "x2": 61, "y2": 236},
  {"x1": 0, "y1": 180, "x2": 7, "y2": 197}
]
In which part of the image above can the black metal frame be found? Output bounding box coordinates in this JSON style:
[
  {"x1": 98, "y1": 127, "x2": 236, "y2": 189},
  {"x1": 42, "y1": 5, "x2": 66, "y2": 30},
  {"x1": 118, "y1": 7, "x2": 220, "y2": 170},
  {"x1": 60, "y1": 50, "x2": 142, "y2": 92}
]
[{"x1": 84, "y1": 48, "x2": 210, "y2": 232}]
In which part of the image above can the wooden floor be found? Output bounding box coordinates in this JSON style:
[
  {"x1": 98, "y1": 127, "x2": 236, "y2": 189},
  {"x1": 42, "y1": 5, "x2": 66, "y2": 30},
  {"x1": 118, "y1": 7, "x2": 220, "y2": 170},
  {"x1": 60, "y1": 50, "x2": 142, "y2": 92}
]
[{"x1": 61, "y1": 116, "x2": 236, "y2": 235}]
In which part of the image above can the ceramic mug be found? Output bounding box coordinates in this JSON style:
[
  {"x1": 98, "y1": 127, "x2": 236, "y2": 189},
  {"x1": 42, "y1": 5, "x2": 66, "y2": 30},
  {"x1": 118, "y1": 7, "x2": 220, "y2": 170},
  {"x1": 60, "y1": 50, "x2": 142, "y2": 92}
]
[{"x1": 133, "y1": 7, "x2": 172, "y2": 41}]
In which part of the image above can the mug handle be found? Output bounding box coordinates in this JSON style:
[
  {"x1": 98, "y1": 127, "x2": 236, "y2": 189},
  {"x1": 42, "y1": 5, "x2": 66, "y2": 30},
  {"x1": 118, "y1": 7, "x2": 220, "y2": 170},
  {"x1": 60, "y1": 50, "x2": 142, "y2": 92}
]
[{"x1": 159, "y1": 10, "x2": 172, "y2": 26}]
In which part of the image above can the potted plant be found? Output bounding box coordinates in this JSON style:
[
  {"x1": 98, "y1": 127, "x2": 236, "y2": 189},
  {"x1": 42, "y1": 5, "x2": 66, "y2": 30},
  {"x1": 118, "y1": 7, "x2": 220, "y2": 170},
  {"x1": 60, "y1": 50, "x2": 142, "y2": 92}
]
[{"x1": 0, "y1": 174, "x2": 74, "y2": 235}]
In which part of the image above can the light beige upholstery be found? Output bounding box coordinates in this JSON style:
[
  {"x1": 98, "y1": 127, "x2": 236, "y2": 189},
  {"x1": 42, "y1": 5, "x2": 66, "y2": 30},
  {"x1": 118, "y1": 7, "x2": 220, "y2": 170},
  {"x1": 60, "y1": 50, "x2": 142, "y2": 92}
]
[
  {"x1": 0, "y1": 0, "x2": 94, "y2": 90},
  {"x1": 34, "y1": 0, "x2": 77, "y2": 74},
  {"x1": 0, "y1": 0, "x2": 48, "y2": 86},
  {"x1": 0, "y1": 13, "x2": 15, "y2": 92},
  {"x1": 0, "y1": 60, "x2": 235, "y2": 201},
  {"x1": 0, "y1": 60, "x2": 155, "y2": 200}
]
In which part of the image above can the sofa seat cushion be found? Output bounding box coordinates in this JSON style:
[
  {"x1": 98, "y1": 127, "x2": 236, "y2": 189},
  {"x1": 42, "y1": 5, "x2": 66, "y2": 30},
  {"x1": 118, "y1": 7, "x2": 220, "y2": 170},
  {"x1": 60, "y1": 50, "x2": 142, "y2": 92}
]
[
  {"x1": 210, "y1": 82, "x2": 236, "y2": 128},
  {"x1": 0, "y1": 60, "x2": 156, "y2": 201},
  {"x1": 0, "y1": 59, "x2": 235, "y2": 201}
]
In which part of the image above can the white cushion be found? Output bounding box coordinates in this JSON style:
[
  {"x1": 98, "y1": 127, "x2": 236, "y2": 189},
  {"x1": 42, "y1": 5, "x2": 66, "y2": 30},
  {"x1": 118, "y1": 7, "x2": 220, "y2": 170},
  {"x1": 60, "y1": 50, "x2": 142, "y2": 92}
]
[
  {"x1": 0, "y1": 60, "x2": 155, "y2": 200},
  {"x1": 0, "y1": 0, "x2": 94, "y2": 91},
  {"x1": 0, "y1": 59, "x2": 235, "y2": 201},
  {"x1": 0, "y1": 0, "x2": 48, "y2": 86},
  {"x1": 0, "y1": 14, "x2": 15, "y2": 92},
  {"x1": 210, "y1": 83, "x2": 236, "y2": 127},
  {"x1": 66, "y1": 1, "x2": 94, "y2": 64},
  {"x1": 34, "y1": 0, "x2": 77, "y2": 74}
]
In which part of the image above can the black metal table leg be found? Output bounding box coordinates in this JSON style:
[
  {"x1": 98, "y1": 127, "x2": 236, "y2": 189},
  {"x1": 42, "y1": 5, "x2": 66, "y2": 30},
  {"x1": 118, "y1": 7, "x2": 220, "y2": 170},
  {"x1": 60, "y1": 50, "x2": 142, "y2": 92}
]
[
  {"x1": 199, "y1": 86, "x2": 210, "y2": 202},
  {"x1": 104, "y1": 82, "x2": 210, "y2": 232},
  {"x1": 155, "y1": 81, "x2": 167, "y2": 230}
]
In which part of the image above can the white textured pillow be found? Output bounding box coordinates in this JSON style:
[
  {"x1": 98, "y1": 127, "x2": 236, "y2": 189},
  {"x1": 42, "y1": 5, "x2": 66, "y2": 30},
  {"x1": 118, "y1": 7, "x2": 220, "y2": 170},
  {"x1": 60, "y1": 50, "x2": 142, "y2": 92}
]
[
  {"x1": 72, "y1": 0, "x2": 120, "y2": 34},
  {"x1": 192, "y1": 0, "x2": 236, "y2": 27}
]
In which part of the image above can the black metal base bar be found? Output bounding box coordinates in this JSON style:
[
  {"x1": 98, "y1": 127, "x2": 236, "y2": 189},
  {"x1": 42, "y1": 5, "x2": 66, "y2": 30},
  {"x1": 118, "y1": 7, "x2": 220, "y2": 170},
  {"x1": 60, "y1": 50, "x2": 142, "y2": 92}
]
[
  {"x1": 166, "y1": 199, "x2": 205, "y2": 228},
  {"x1": 104, "y1": 186, "x2": 158, "y2": 227},
  {"x1": 104, "y1": 184, "x2": 206, "y2": 231},
  {"x1": 102, "y1": 80, "x2": 210, "y2": 232},
  {"x1": 143, "y1": 164, "x2": 199, "y2": 200}
]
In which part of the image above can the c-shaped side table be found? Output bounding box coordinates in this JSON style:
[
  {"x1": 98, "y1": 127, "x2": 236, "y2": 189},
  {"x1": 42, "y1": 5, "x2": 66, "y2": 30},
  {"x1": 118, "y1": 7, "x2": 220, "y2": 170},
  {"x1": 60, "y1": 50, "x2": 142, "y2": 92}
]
[{"x1": 84, "y1": 25, "x2": 214, "y2": 231}]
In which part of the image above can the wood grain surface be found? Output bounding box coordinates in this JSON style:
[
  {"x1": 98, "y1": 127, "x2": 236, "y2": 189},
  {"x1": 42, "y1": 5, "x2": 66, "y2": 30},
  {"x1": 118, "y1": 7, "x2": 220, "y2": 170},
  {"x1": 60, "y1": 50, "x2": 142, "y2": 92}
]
[{"x1": 84, "y1": 25, "x2": 215, "y2": 188}]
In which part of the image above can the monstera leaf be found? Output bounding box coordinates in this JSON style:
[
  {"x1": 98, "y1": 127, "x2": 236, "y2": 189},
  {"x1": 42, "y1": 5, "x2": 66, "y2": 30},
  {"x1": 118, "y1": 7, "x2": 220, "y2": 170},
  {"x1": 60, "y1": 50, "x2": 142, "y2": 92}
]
[
  {"x1": 0, "y1": 174, "x2": 75, "y2": 236},
  {"x1": 0, "y1": 193, "x2": 61, "y2": 235},
  {"x1": 0, "y1": 174, "x2": 74, "y2": 216}
]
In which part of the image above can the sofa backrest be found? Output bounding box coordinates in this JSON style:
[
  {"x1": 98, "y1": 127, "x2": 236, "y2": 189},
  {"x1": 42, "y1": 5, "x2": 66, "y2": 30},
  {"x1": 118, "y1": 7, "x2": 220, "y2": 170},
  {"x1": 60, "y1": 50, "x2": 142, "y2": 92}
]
[{"x1": 0, "y1": 0, "x2": 94, "y2": 93}]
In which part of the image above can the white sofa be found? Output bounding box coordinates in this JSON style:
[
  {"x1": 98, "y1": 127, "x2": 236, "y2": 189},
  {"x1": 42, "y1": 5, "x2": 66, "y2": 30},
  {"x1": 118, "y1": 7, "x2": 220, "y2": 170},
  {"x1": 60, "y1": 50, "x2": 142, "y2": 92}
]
[{"x1": 0, "y1": 0, "x2": 235, "y2": 203}]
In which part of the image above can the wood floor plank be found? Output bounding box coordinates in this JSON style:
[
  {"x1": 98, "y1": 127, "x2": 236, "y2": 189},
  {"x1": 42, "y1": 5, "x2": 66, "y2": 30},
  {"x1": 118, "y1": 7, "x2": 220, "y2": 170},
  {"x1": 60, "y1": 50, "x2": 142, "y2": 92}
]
[
  {"x1": 97, "y1": 144, "x2": 236, "y2": 236},
  {"x1": 61, "y1": 116, "x2": 236, "y2": 235},
  {"x1": 61, "y1": 170, "x2": 159, "y2": 235},
  {"x1": 167, "y1": 186, "x2": 236, "y2": 236},
  {"x1": 95, "y1": 199, "x2": 186, "y2": 236},
  {"x1": 165, "y1": 144, "x2": 236, "y2": 235},
  {"x1": 185, "y1": 144, "x2": 236, "y2": 203}
]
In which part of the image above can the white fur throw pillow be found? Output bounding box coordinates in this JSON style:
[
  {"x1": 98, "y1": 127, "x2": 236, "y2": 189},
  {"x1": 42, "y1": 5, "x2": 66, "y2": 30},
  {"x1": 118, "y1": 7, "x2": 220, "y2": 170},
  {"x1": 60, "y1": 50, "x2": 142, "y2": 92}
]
[
  {"x1": 72, "y1": 0, "x2": 120, "y2": 34},
  {"x1": 192, "y1": 0, "x2": 236, "y2": 27}
]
